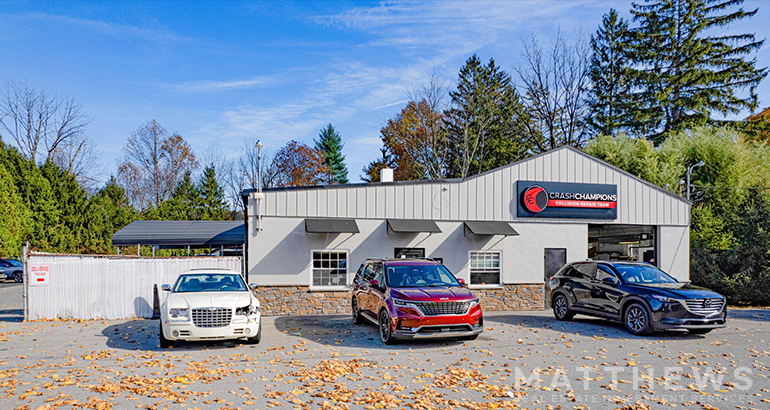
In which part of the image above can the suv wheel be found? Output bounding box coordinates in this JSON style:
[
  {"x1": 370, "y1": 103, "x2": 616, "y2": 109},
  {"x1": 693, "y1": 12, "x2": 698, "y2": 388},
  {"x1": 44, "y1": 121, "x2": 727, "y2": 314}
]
[
  {"x1": 379, "y1": 309, "x2": 395, "y2": 345},
  {"x1": 625, "y1": 303, "x2": 653, "y2": 335},
  {"x1": 352, "y1": 297, "x2": 363, "y2": 325},
  {"x1": 552, "y1": 294, "x2": 574, "y2": 321}
]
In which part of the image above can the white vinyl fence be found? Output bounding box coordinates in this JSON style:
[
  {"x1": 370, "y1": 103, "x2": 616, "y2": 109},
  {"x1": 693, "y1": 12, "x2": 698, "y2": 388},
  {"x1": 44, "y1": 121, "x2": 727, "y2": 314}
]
[{"x1": 25, "y1": 253, "x2": 242, "y2": 320}]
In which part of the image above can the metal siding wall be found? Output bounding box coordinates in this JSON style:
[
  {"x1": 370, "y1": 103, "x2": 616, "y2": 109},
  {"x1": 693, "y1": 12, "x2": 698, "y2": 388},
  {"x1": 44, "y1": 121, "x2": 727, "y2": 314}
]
[
  {"x1": 257, "y1": 148, "x2": 690, "y2": 226},
  {"x1": 26, "y1": 255, "x2": 242, "y2": 320}
]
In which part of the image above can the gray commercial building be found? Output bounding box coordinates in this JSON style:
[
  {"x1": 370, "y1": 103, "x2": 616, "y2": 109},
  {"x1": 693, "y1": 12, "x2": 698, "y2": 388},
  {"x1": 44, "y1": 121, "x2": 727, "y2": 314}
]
[{"x1": 243, "y1": 146, "x2": 690, "y2": 316}]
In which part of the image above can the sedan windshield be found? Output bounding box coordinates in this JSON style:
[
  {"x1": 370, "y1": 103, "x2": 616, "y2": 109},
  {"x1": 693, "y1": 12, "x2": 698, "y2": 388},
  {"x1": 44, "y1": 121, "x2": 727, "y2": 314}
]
[
  {"x1": 7, "y1": 260, "x2": 22, "y2": 267},
  {"x1": 386, "y1": 265, "x2": 461, "y2": 288},
  {"x1": 173, "y1": 274, "x2": 247, "y2": 292},
  {"x1": 614, "y1": 264, "x2": 677, "y2": 284}
]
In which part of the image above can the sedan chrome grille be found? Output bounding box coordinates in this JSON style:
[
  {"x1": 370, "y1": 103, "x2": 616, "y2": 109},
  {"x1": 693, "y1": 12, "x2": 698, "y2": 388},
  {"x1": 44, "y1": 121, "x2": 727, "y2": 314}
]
[
  {"x1": 192, "y1": 308, "x2": 232, "y2": 328},
  {"x1": 683, "y1": 298, "x2": 725, "y2": 316},
  {"x1": 412, "y1": 301, "x2": 471, "y2": 316}
]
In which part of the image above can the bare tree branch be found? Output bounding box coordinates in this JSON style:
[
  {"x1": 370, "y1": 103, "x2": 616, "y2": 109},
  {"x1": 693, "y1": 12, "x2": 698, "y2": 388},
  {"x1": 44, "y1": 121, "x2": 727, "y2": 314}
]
[{"x1": 516, "y1": 31, "x2": 591, "y2": 152}]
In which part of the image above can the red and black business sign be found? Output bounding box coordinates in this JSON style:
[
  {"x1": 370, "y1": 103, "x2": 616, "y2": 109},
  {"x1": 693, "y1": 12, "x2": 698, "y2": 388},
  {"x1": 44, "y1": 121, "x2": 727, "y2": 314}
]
[{"x1": 517, "y1": 181, "x2": 618, "y2": 219}]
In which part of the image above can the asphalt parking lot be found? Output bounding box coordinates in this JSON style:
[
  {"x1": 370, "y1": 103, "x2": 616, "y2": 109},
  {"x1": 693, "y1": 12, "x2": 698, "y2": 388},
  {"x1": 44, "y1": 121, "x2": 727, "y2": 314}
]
[{"x1": 1, "y1": 283, "x2": 769, "y2": 410}]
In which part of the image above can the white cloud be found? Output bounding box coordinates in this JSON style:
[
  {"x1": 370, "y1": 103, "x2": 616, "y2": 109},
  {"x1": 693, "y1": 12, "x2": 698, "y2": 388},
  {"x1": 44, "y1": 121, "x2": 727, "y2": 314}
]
[
  {"x1": 170, "y1": 73, "x2": 287, "y2": 92},
  {"x1": 198, "y1": 0, "x2": 608, "y2": 176},
  {"x1": 17, "y1": 12, "x2": 205, "y2": 45}
]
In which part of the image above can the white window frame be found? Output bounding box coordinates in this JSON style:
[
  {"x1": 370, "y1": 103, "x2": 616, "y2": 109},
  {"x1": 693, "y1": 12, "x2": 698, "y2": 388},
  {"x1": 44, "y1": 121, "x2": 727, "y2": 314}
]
[
  {"x1": 310, "y1": 249, "x2": 350, "y2": 291},
  {"x1": 468, "y1": 250, "x2": 503, "y2": 288}
]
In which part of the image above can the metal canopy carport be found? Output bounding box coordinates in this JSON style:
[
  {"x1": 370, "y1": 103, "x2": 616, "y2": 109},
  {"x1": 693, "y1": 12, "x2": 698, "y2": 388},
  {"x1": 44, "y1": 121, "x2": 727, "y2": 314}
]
[
  {"x1": 387, "y1": 219, "x2": 442, "y2": 233},
  {"x1": 112, "y1": 220, "x2": 245, "y2": 248}
]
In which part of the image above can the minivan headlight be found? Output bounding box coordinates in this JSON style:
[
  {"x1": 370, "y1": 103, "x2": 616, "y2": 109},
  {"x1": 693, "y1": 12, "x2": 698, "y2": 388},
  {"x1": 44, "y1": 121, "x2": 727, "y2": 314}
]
[
  {"x1": 169, "y1": 308, "x2": 189, "y2": 318},
  {"x1": 651, "y1": 295, "x2": 677, "y2": 303}
]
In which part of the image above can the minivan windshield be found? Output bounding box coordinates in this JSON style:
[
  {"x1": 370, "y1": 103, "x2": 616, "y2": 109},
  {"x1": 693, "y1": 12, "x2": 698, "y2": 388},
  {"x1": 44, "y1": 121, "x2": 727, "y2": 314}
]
[
  {"x1": 173, "y1": 274, "x2": 247, "y2": 292},
  {"x1": 614, "y1": 264, "x2": 677, "y2": 284},
  {"x1": 386, "y1": 264, "x2": 461, "y2": 288}
]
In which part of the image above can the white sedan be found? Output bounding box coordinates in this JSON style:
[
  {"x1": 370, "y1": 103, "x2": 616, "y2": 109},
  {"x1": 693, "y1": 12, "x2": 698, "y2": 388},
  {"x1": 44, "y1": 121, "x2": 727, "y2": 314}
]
[{"x1": 159, "y1": 269, "x2": 261, "y2": 347}]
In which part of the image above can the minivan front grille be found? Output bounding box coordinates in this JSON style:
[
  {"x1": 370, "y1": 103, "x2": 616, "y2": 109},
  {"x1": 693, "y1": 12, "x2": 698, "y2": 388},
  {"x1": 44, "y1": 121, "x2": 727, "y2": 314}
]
[
  {"x1": 413, "y1": 301, "x2": 471, "y2": 316},
  {"x1": 683, "y1": 298, "x2": 725, "y2": 316},
  {"x1": 192, "y1": 308, "x2": 232, "y2": 328}
]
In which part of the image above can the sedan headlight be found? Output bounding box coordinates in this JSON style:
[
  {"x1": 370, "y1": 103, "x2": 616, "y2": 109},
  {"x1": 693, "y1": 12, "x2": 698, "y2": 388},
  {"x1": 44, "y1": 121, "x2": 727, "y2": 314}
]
[
  {"x1": 468, "y1": 298, "x2": 480, "y2": 307},
  {"x1": 169, "y1": 308, "x2": 189, "y2": 319},
  {"x1": 651, "y1": 295, "x2": 678, "y2": 303}
]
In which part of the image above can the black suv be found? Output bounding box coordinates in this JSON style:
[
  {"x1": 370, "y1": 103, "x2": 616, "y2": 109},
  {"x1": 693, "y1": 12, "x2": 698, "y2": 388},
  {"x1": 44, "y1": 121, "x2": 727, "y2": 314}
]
[{"x1": 547, "y1": 261, "x2": 726, "y2": 335}]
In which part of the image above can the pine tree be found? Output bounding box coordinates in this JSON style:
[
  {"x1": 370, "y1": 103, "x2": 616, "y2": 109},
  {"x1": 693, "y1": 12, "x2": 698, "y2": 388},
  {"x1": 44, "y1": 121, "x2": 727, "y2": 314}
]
[
  {"x1": 158, "y1": 172, "x2": 201, "y2": 220},
  {"x1": 0, "y1": 141, "x2": 62, "y2": 251},
  {"x1": 445, "y1": 55, "x2": 530, "y2": 178},
  {"x1": 93, "y1": 177, "x2": 137, "y2": 253},
  {"x1": 197, "y1": 165, "x2": 228, "y2": 220},
  {"x1": 588, "y1": 9, "x2": 635, "y2": 136},
  {"x1": 41, "y1": 161, "x2": 91, "y2": 253},
  {"x1": 0, "y1": 163, "x2": 30, "y2": 257},
  {"x1": 315, "y1": 124, "x2": 349, "y2": 184},
  {"x1": 629, "y1": 0, "x2": 767, "y2": 143}
]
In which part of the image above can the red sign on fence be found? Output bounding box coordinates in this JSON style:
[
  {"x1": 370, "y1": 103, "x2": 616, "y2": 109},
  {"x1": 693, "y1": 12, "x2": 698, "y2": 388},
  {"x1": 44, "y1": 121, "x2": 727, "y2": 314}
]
[{"x1": 29, "y1": 265, "x2": 49, "y2": 286}]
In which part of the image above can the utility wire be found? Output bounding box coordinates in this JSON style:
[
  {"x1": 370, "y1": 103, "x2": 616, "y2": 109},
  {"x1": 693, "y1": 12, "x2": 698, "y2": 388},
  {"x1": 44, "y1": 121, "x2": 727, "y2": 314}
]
[{"x1": 692, "y1": 184, "x2": 770, "y2": 190}]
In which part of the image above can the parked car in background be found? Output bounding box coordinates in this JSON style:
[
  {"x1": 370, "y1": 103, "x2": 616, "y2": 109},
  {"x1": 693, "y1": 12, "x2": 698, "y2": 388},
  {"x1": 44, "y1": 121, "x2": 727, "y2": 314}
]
[
  {"x1": 159, "y1": 269, "x2": 261, "y2": 347},
  {"x1": 351, "y1": 258, "x2": 483, "y2": 344},
  {"x1": 0, "y1": 259, "x2": 23, "y2": 283},
  {"x1": 547, "y1": 261, "x2": 726, "y2": 335}
]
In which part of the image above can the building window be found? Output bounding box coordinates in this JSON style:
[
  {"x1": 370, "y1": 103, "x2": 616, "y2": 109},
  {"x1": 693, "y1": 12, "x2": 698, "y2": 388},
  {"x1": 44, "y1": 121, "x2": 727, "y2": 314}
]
[
  {"x1": 312, "y1": 250, "x2": 348, "y2": 287},
  {"x1": 469, "y1": 251, "x2": 501, "y2": 285}
]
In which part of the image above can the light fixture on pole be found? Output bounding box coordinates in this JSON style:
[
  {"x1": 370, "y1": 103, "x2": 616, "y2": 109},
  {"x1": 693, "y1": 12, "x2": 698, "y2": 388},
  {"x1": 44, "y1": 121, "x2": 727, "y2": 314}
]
[
  {"x1": 686, "y1": 160, "x2": 705, "y2": 201},
  {"x1": 255, "y1": 140, "x2": 263, "y2": 194},
  {"x1": 254, "y1": 140, "x2": 264, "y2": 234}
]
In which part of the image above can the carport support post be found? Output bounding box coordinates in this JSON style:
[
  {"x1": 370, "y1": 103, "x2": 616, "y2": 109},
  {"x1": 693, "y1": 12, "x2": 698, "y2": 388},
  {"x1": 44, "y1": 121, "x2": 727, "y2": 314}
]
[{"x1": 22, "y1": 242, "x2": 28, "y2": 322}]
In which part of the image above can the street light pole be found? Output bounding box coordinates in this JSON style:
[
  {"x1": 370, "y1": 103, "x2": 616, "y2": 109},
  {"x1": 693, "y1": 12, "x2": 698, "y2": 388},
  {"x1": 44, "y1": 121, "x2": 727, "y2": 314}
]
[
  {"x1": 686, "y1": 160, "x2": 705, "y2": 201},
  {"x1": 255, "y1": 140, "x2": 263, "y2": 194},
  {"x1": 254, "y1": 141, "x2": 264, "y2": 233}
]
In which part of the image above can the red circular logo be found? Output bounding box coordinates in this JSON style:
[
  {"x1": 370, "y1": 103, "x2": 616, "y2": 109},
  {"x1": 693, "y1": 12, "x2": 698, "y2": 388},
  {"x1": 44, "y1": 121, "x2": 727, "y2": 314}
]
[{"x1": 522, "y1": 186, "x2": 548, "y2": 213}]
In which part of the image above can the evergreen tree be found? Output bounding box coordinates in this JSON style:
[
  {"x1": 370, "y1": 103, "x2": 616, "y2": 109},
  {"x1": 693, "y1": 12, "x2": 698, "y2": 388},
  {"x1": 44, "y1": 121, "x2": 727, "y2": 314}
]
[
  {"x1": 315, "y1": 124, "x2": 349, "y2": 184},
  {"x1": 445, "y1": 55, "x2": 531, "y2": 178},
  {"x1": 0, "y1": 163, "x2": 29, "y2": 257},
  {"x1": 197, "y1": 165, "x2": 228, "y2": 220},
  {"x1": 157, "y1": 172, "x2": 201, "y2": 220},
  {"x1": 588, "y1": 9, "x2": 635, "y2": 136},
  {"x1": 41, "y1": 161, "x2": 91, "y2": 253},
  {"x1": 629, "y1": 0, "x2": 767, "y2": 142},
  {"x1": 91, "y1": 177, "x2": 137, "y2": 253},
  {"x1": 0, "y1": 141, "x2": 62, "y2": 251}
]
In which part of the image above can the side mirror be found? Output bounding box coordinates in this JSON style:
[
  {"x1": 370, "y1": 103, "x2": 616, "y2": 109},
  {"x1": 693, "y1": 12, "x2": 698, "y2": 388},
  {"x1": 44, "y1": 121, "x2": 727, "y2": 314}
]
[
  {"x1": 601, "y1": 277, "x2": 618, "y2": 285},
  {"x1": 249, "y1": 283, "x2": 258, "y2": 291},
  {"x1": 369, "y1": 280, "x2": 379, "y2": 288},
  {"x1": 457, "y1": 278, "x2": 466, "y2": 286},
  {"x1": 161, "y1": 284, "x2": 171, "y2": 292}
]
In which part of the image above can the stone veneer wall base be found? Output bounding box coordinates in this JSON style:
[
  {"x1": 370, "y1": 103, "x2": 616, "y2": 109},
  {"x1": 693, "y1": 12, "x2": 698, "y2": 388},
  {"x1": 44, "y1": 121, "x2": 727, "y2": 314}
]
[{"x1": 252, "y1": 284, "x2": 545, "y2": 316}]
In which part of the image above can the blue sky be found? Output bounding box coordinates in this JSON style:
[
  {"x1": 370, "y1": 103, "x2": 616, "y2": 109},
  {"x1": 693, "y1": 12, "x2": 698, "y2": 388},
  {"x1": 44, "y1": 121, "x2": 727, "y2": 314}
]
[{"x1": 2, "y1": 0, "x2": 768, "y2": 184}]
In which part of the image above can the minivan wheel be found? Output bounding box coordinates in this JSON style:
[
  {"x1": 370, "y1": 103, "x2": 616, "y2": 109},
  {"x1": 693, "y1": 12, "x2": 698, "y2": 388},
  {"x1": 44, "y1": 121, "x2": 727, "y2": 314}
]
[
  {"x1": 552, "y1": 294, "x2": 574, "y2": 321},
  {"x1": 13, "y1": 272, "x2": 23, "y2": 283},
  {"x1": 625, "y1": 303, "x2": 653, "y2": 335},
  {"x1": 352, "y1": 297, "x2": 363, "y2": 325},
  {"x1": 379, "y1": 310, "x2": 395, "y2": 345}
]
